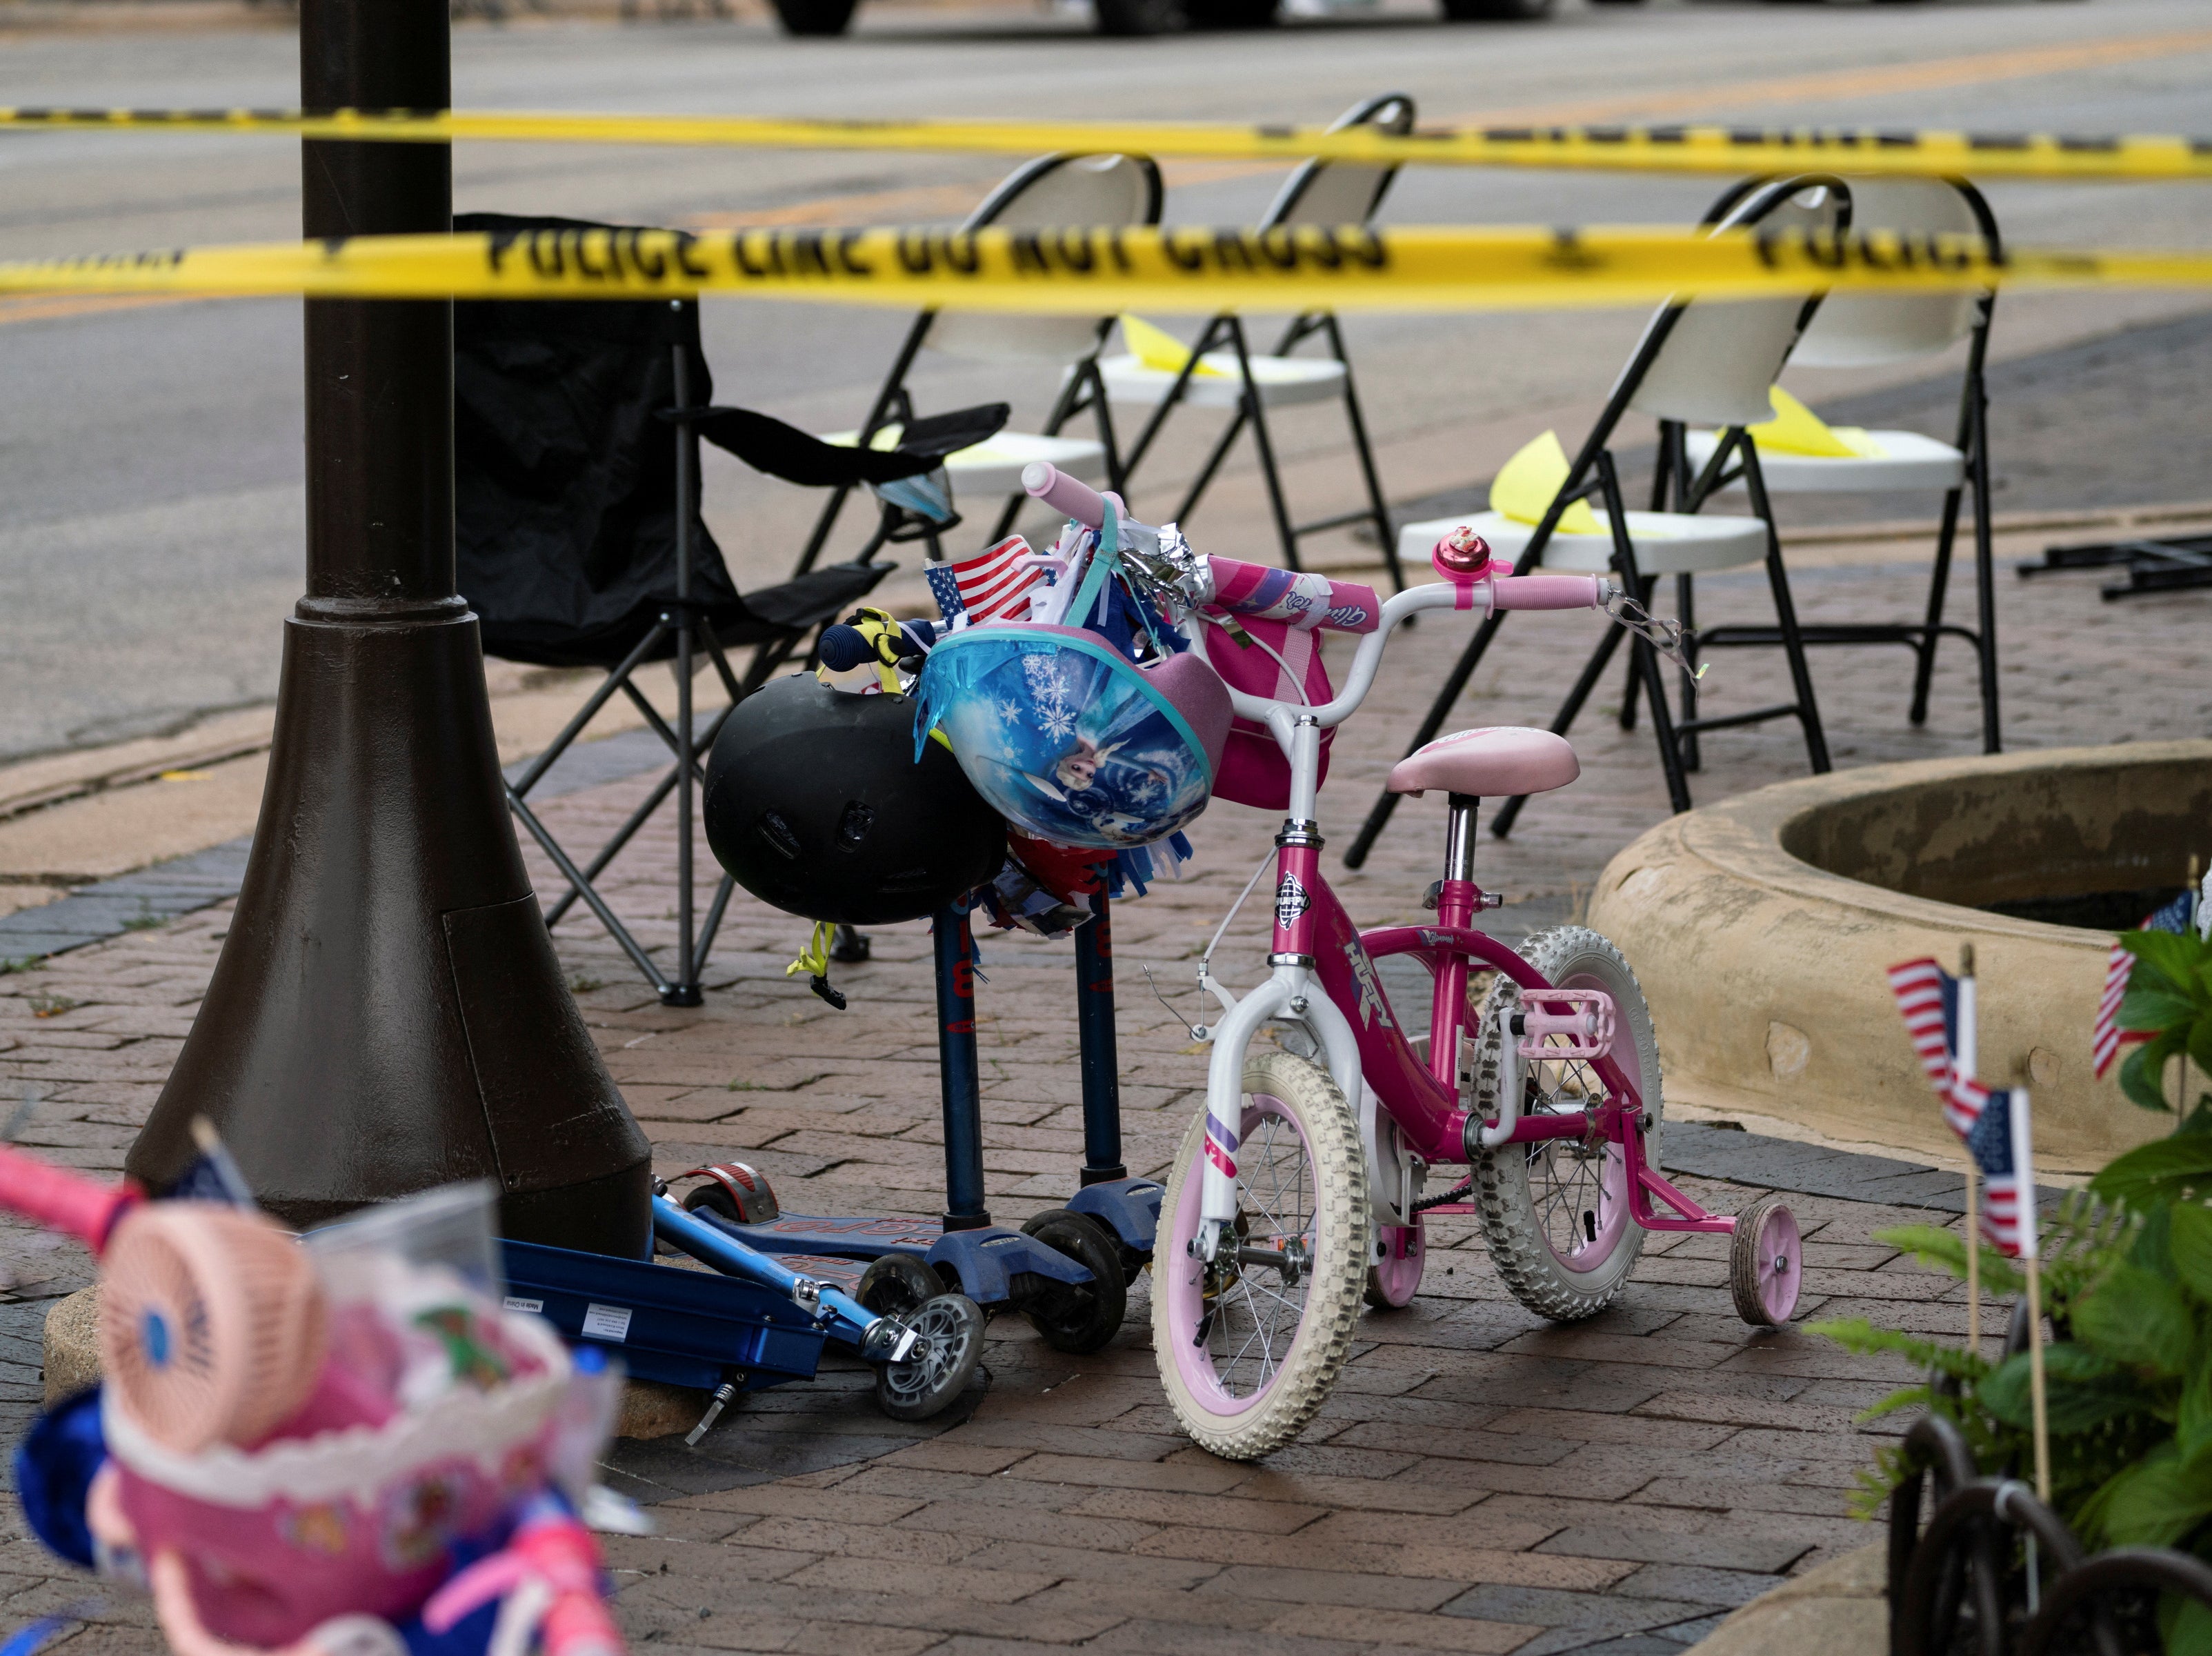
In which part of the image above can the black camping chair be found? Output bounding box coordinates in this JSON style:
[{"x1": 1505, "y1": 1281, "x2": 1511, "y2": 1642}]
[{"x1": 457, "y1": 212, "x2": 1006, "y2": 1006}]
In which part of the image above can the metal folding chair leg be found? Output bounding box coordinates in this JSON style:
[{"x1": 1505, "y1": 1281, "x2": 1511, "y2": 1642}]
[
  {"x1": 1739, "y1": 448, "x2": 1832, "y2": 775},
  {"x1": 1123, "y1": 312, "x2": 1404, "y2": 589},
  {"x1": 1493, "y1": 466, "x2": 1692, "y2": 836}
]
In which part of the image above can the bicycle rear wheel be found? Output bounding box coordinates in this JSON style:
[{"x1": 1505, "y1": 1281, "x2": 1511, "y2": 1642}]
[
  {"x1": 1473, "y1": 926, "x2": 1661, "y2": 1321},
  {"x1": 1153, "y1": 1050, "x2": 1368, "y2": 1461}
]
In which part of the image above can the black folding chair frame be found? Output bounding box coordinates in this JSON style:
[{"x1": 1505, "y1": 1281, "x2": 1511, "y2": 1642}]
[
  {"x1": 793, "y1": 152, "x2": 1162, "y2": 577},
  {"x1": 1115, "y1": 310, "x2": 1406, "y2": 593},
  {"x1": 1113, "y1": 94, "x2": 1413, "y2": 593},
  {"x1": 1346, "y1": 179, "x2": 1840, "y2": 865}
]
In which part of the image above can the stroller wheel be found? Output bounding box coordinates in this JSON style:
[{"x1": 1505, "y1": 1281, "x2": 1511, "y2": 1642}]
[
  {"x1": 1020, "y1": 1210, "x2": 1128, "y2": 1355},
  {"x1": 858, "y1": 1252, "x2": 941, "y2": 1317},
  {"x1": 874, "y1": 1293, "x2": 985, "y2": 1421}
]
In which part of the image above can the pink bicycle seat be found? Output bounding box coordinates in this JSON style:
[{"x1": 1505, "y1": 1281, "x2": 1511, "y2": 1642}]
[{"x1": 1386, "y1": 727, "x2": 1580, "y2": 799}]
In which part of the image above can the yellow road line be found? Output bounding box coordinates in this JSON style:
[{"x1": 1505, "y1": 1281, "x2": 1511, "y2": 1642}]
[{"x1": 6, "y1": 59, "x2": 2212, "y2": 180}]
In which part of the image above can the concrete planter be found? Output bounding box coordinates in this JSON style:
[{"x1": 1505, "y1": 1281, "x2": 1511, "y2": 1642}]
[{"x1": 1587, "y1": 739, "x2": 2212, "y2": 1175}]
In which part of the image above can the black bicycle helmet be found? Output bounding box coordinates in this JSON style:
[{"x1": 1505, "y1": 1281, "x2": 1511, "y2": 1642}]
[{"x1": 704, "y1": 674, "x2": 1006, "y2": 926}]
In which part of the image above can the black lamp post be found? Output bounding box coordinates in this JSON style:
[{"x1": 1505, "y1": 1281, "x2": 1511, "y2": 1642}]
[{"x1": 125, "y1": 0, "x2": 652, "y2": 1253}]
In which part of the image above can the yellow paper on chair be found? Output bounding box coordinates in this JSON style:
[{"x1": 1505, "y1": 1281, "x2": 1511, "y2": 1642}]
[
  {"x1": 1491, "y1": 431, "x2": 1601, "y2": 535},
  {"x1": 1747, "y1": 386, "x2": 1888, "y2": 459},
  {"x1": 1122, "y1": 314, "x2": 1226, "y2": 377}
]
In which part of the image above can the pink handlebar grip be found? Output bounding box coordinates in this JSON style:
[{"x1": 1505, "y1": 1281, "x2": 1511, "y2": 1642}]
[
  {"x1": 1022, "y1": 461, "x2": 1107, "y2": 530},
  {"x1": 1490, "y1": 575, "x2": 1604, "y2": 611},
  {"x1": 0, "y1": 1141, "x2": 136, "y2": 1253},
  {"x1": 1206, "y1": 557, "x2": 1382, "y2": 634}
]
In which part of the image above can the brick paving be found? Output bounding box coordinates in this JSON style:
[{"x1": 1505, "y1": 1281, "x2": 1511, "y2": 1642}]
[{"x1": 0, "y1": 530, "x2": 2206, "y2": 1654}]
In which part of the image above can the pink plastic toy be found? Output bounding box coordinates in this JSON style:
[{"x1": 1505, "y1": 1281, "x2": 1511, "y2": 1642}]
[{"x1": 0, "y1": 1144, "x2": 623, "y2": 1656}]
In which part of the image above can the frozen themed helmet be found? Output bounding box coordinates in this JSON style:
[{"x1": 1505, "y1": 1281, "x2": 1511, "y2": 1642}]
[{"x1": 913, "y1": 626, "x2": 1230, "y2": 852}]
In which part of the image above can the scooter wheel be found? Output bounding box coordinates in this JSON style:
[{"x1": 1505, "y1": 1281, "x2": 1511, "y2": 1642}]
[
  {"x1": 858, "y1": 1252, "x2": 940, "y2": 1317},
  {"x1": 682, "y1": 1183, "x2": 741, "y2": 1223},
  {"x1": 1020, "y1": 1210, "x2": 1129, "y2": 1355},
  {"x1": 1731, "y1": 1198, "x2": 1802, "y2": 1327},
  {"x1": 875, "y1": 1293, "x2": 985, "y2": 1421}
]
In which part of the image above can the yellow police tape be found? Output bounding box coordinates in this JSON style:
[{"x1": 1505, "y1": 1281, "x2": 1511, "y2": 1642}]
[
  {"x1": 3, "y1": 225, "x2": 2205, "y2": 312},
  {"x1": 3, "y1": 104, "x2": 2211, "y2": 183}
]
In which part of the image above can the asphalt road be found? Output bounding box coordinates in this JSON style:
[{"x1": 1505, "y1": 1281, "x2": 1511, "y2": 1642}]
[{"x1": 1, "y1": 0, "x2": 2209, "y2": 759}]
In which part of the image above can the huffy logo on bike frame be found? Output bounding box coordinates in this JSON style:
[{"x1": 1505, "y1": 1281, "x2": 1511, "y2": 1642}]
[
  {"x1": 1274, "y1": 873, "x2": 1311, "y2": 933},
  {"x1": 1344, "y1": 940, "x2": 1395, "y2": 1032}
]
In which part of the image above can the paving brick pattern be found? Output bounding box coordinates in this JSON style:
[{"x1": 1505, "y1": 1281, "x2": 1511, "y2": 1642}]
[{"x1": 0, "y1": 536, "x2": 2205, "y2": 1654}]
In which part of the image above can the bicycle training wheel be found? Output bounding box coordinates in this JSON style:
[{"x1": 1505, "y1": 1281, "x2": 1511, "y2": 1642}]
[
  {"x1": 1153, "y1": 1050, "x2": 1369, "y2": 1461},
  {"x1": 1473, "y1": 926, "x2": 1662, "y2": 1321}
]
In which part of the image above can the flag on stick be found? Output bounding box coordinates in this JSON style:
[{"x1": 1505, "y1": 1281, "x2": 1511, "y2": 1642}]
[
  {"x1": 1889, "y1": 951, "x2": 1989, "y2": 1356},
  {"x1": 1888, "y1": 957, "x2": 1986, "y2": 1139},
  {"x1": 2094, "y1": 943, "x2": 2135, "y2": 1079},
  {"x1": 2092, "y1": 870, "x2": 2205, "y2": 1078},
  {"x1": 1969, "y1": 1084, "x2": 2049, "y2": 1499},
  {"x1": 941, "y1": 535, "x2": 1042, "y2": 626},
  {"x1": 1964, "y1": 1088, "x2": 2033, "y2": 1258}
]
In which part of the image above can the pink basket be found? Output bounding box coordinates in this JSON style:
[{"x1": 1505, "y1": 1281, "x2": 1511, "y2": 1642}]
[{"x1": 1202, "y1": 617, "x2": 1333, "y2": 811}]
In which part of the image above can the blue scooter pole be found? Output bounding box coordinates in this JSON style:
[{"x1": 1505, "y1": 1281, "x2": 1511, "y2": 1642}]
[
  {"x1": 652, "y1": 1194, "x2": 904, "y2": 1357},
  {"x1": 1074, "y1": 892, "x2": 1126, "y2": 1185},
  {"x1": 935, "y1": 905, "x2": 990, "y2": 1231}
]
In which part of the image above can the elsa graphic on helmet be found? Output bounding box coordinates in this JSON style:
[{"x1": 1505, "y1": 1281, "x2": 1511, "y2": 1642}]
[{"x1": 1026, "y1": 736, "x2": 1125, "y2": 814}]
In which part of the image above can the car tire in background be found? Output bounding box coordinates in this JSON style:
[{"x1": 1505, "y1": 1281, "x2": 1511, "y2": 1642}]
[
  {"x1": 1439, "y1": 0, "x2": 1555, "y2": 17},
  {"x1": 770, "y1": 0, "x2": 858, "y2": 32},
  {"x1": 1095, "y1": 0, "x2": 1190, "y2": 31},
  {"x1": 1189, "y1": 0, "x2": 1278, "y2": 26}
]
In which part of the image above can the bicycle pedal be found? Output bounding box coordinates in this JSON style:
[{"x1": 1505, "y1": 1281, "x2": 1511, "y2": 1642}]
[{"x1": 1515, "y1": 990, "x2": 1617, "y2": 1059}]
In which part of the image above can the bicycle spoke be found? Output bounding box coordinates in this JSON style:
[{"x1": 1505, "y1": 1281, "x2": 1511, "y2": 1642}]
[{"x1": 1202, "y1": 1100, "x2": 1319, "y2": 1399}]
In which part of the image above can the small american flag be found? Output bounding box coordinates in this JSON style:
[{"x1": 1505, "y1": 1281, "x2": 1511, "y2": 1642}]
[
  {"x1": 2093, "y1": 944, "x2": 2134, "y2": 1079},
  {"x1": 938, "y1": 535, "x2": 1039, "y2": 627},
  {"x1": 2091, "y1": 888, "x2": 2202, "y2": 1078},
  {"x1": 1888, "y1": 958, "x2": 1984, "y2": 1139},
  {"x1": 1965, "y1": 1087, "x2": 2037, "y2": 1258}
]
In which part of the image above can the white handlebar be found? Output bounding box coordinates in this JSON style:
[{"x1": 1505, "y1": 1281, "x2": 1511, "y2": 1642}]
[{"x1": 1224, "y1": 579, "x2": 1606, "y2": 732}]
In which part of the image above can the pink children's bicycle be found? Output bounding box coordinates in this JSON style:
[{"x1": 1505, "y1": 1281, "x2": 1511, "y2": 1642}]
[{"x1": 1144, "y1": 526, "x2": 1806, "y2": 1460}]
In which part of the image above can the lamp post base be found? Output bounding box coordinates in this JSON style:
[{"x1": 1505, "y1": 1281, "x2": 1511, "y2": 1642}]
[{"x1": 127, "y1": 600, "x2": 652, "y2": 1255}]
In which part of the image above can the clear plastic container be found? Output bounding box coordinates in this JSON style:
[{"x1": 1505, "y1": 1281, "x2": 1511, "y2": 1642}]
[{"x1": 301, "y1": 1181, "x2": 502, "y2": 1298}]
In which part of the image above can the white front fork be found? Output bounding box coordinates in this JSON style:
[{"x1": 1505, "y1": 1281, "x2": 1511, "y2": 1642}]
[{"x1": 1196, "y1": 962, "x2": 1363, "y2": 1261}]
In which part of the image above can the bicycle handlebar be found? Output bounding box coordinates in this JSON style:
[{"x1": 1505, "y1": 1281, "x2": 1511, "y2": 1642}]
[
  {"x1": 1226, "y1": 573, "x2": 1610, "y2": 733},
  {"x1": 1022, "y1": 461, "x2": 1109, "y2": 528},
  {"x1": 1491, "y1": 574, "x2": 1604, "y2": 610}
]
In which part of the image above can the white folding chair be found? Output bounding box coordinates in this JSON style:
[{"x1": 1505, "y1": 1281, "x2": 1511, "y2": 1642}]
[
  {"x1": 1101, "y1": 94, "x2": 1415, "y2": 589},
  {"x1": 796, "y1": 152, "x2": 1163, "y2": 571},
  {"x1": 1677, "y1": 175, "x2": 2001, "y2": 754},
  {"x1": 1353, "y1": 179, "x2": 1839, "y2": 857}
]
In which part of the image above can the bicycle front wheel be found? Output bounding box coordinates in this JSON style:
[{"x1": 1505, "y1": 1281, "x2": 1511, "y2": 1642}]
[{"x1": 1153, "y1": 1050, "x2": 1369, "y2": 1461}]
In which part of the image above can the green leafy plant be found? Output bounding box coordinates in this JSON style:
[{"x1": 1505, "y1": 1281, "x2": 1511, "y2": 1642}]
[
  {"x1": 1815, "y1": 1191, "x2": 2147, "y2": 1526},
  {"x1": 1815, "y1": 925, "x2": 2212, "y2": 1649}
]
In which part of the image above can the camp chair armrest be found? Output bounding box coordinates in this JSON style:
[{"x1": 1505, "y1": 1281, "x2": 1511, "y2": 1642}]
[
  {"x1": 735, "y1": 561, "x2": 897, "y2": 636},
  {"x1": 682, "y1": 406, "x2": 944, "y2": 489}
]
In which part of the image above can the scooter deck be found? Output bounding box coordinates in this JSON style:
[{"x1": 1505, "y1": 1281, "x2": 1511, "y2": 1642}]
[
  {"x1": 1065, "y1": 1177, "x2": 1164, "y2": 1258},
  {"x1": 695, "y1": 1207, "x2": 1090, "y2": 1308},
  {"x1": 501, "y1": 1237, "x2": 826, "y2": 1395}
]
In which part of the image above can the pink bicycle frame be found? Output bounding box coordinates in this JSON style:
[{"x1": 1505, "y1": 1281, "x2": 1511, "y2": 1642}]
[
  {"x1": 1190, "y1": 561, "x2": 1732, "y2": 1254},
  {"x1": 1295, "y1": 869, "x2": 1731, "y2": 1237}
]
